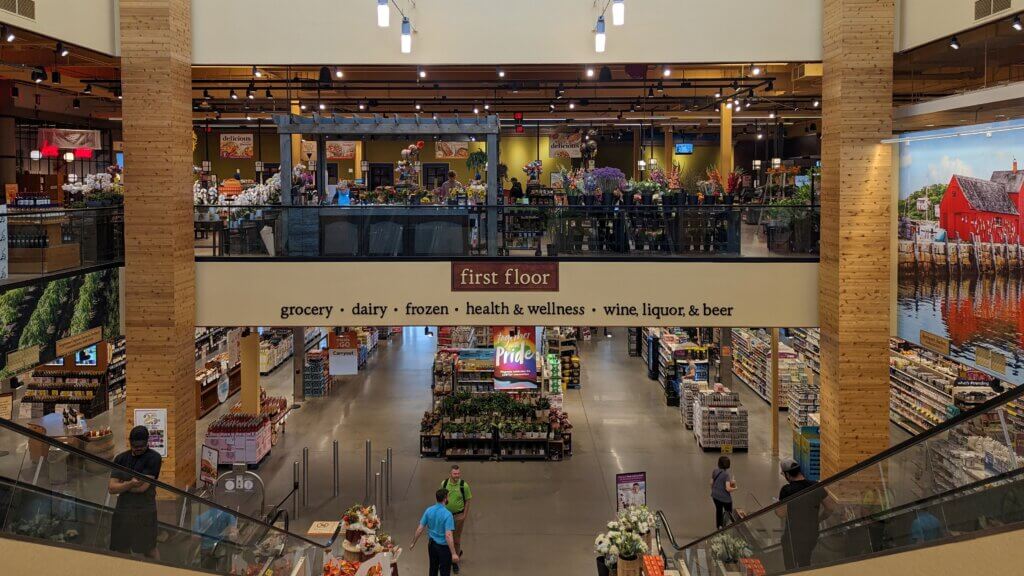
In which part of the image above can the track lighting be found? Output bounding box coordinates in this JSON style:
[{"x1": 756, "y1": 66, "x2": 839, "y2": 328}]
[
  {"x1": 751, "y1": 64, "x2": 761, "y2": 76},
  {"x1": 556, "y1": 84, "x2": 565, "y2": 98},
  {"x1": 56, "y1": 42, "x2": 69, "y2": 57},
  {"x1": 377, "y1": 0, "x2": 390, "y2": 27},
  {"x1": 401, "y1": 17, "x2": 412, "y2": 53},
  {"x1": 2, "y1": 25, "x2": 14, "y2": 43},
  {"x1": 229, "y1": 89, "x2": 238, "y2": 100},
  {"x1": 950, "y1": 36, "x2": 960, "y2": 50},
  {"x1": 252, "y1": 65, "x2": 262, "y2": 78},
  {"x1": 595, "y1": 16, "x2": 606, "y2": 53},
  {"x1": 203, "y1": 89, "x2": 211, "y2": 100},
  {"x1": 83, "y1": 84, "x2": 92, "y2": 95},
  {"x1": 612, "y1": 0, "x2": 625, "y2": 26},
  {"x1": 246, "y1": 113, "x2": 253, "y2": 121},
  {"x1": 1014, "y1": 16, "x2": 1023, "y2": 31},
  {"x1": 335, "y1": 68, "x2": 344, "y2": 78},
  {"x1": 265, "y1": 88, "x2": 273, "y2": 99}
]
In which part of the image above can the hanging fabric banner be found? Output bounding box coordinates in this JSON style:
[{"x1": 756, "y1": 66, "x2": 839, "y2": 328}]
[
  {"x1": 220, "y1": 134, "x2": 254, "y2": 159},
  {"x1": 326, "y1": 141, "x2": 357, "y2": 160},
  {"x1": 37, "y1": 128, "x2": 103, "y2": 150}
]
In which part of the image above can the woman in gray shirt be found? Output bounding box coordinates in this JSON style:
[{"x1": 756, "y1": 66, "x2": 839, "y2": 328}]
[{"x1": 711, "y1": 456, "x2": 738, "y2": 529}]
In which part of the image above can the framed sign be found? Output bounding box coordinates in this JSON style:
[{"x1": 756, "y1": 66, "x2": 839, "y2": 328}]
[
  {"x1": 326, "y1": 141, "x2": 357, "y2": 160},
  {"x1": 200, "y1": 444, "x2": 219, "y2": 485},
  {"x1": 0, "y1": 392, "x2": 13, "y2": 420},
  {"x1": 616, "y1": 472, "x2": 647, "y2": 511},
  {"x1": 219, "y1": 134, "x2": 254, "y2": 159},
  {"x1": 549, "y1": 132, "x2": 582, "y2": 159},
  {"x1": 133, "y1": 408, "x2": 168, "y2": 457},
  {"x1": 435, "y1": 141, "x2": 469, "y2": 159}
]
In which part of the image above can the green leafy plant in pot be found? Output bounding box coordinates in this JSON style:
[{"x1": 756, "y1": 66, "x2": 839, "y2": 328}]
[{"x1": 466, "y1": 150, "x2": 488, "y2": 180}]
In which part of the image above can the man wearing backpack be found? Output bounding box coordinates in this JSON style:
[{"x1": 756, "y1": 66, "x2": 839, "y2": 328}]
[{"x1": 441, "y1": 465, "x2": 472, "y2": 573}]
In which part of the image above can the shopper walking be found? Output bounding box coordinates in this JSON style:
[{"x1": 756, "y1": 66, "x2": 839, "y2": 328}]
[
  {"x1": 411, "y1": 489, "x2": 460, "y2": 576},
  {"x1": 441, "y1": 464, "x2": 472, "y2": 573},
  {"x1": 108, "y1": 426, "x2": 162, "y2": 559},
  {"x1": 776, "y1": 458, "x2": 830, "y2": 570},
  {"x1": 710, "y1": 456, "x2": 737, "y2": 529}
]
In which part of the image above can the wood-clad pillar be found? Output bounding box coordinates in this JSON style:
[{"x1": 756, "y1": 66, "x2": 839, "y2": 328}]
[
  {"x1": 120, "y1": 0, "x2": 196, "y2": 487},
  {"x1": 663, "y1": 128, "x2": 673, "y2": 171},
  {"x1": 240, "y1": 329, "x2": 260, "y2": 414},
  {"x1": 819, "y1": 0, "x2": 894, "y2": 477},
  {"x1": 719, "y1": 104, "x2": 733, "y2": 172}
]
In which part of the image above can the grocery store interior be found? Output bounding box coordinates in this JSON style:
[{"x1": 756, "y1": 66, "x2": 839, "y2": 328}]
[{"x1": 3, "y1": 2, "x2": 1024, "y2": 576}]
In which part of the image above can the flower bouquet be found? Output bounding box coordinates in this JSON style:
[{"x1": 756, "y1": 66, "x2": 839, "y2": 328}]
[
  {"x1": 523, "y1": 160, "x2": 543, "y2": 182},
  {"x1": 708, "y1": 533, "x2": 753, "y2": 568},
  {"x1": 342, "y1": 504, "x2": 381, "y2": 542},
  {"x1": 466, "y1": 182, "x2": 487, "y2": 205}
]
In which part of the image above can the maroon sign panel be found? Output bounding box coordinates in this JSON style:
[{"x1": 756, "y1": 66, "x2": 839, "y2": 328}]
[{"x1": 451, "y1": 262, "x2": 559, "y2": 292}]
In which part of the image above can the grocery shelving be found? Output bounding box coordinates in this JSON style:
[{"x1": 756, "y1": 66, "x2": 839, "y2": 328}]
[{"x1": 731, "y1": 329, "x2": 804, "y2": 406}]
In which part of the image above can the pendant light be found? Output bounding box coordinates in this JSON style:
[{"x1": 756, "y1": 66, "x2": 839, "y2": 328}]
[
  {"x1": 594, "y1": 16, "x2": 606, "y2": 53},
  {"x1": 83, "y1": 84, "x2": 93, "y2": 95},
  {"x1": 612, "y1": 0, "x2": 625, "y2": 26},
  {"x1": 252, "y1": 65, "x2": 262, "y2": 78},
  {"x1": 229, "y1": 89, "x2": 238, "y2": 100},
  {"x1": 401, "y1": 17, "x2": 412, "y2": 53},
  {"x1": 377, "y1": 0, "x2": 390, "y2": 27},
  {"x1": 56, "y1": 42, "x2": 69, "y2": 57},
  {"x1": 2, "y1": 25, "x2": 14, "y2": 43},
  {"x1": 949, "y1": 36, "x2": 960, "y2": 50}
]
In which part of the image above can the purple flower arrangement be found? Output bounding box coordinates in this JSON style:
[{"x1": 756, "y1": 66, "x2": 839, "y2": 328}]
[{"x1": 591, "y1": 167, "x2": 627, "y2": 193}]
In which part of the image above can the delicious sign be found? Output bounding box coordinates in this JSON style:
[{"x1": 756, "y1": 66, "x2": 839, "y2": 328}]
[{"x1": 452, "y1": 262, "x2": 558, "y2": 292}]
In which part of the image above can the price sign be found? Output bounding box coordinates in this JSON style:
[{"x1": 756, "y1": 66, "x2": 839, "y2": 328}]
[{"x1": 721, "y1": 445, "x2": 734, "y2": 454}]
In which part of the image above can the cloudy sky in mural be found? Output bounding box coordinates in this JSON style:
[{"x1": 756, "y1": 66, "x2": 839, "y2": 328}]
[{"x1": 899, "y1": 118, "x2": 1024, "y2": 198}]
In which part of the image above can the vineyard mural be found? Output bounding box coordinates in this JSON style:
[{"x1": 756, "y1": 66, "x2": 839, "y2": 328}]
[
  {"x1": 898, "y1": 119, "x2": 1024, "y2": 384},
  {"x1": 0, "y1": 268, "x2": 120, "y2": 378}
]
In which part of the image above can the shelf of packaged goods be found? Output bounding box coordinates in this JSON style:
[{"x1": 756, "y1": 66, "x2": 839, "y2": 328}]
[
  {"x1": 889, "y1": 398, "x2": 942, "y2": 434},
  {"x1": 891, "y1": 392, "x2": 945, "y2": 424},
  {"x1": 498, "y1": 437, "x2": 550, "y2": 443},
  {"x1": 444, "y1": 452, "x2": 494, "y2": 459},
  {"x1": 889, "y1": 373, "x2": 953, "y2": 414},
  {"x1": 890, "y1": 360, "x2": 954, "y2": 397}
]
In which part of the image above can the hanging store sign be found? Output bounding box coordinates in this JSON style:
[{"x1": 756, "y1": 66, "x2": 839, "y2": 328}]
[
  {"x1": 55, "y1": 326, "x2": 102, "y2": 357},
  {"x1": 327, "y1": 141, "x2": 357, "y2": 160},
  {"x1": 37, "y1": 128, "x2": 102, "y2": 150},
  {"x1": 195, "y1": 261, "x2": 819, "y2": 327},
  {"x1": 919, "y1": 330, "x2": 951, "y2": 356},
  {"x1": 493, "y1": 326, "x2": 538, "y2": 389},
  {"x1": 549, "y1": 132, "x2": 582, "y2": 159},
  {"x1": 220, "y1": 134, "x2": 254, "y2": 159}
]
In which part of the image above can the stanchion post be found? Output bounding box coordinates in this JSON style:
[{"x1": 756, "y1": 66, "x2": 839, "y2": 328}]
[
  {"x1": 386, "y1": 447, "x2": 393, "y2": 505},
  {"x1": 374, "y1": 472, "x2": 382, "y2": 517},
  {"x1": 333, "y1": 440, "x2": 340, "y2": 497},
  {"x1": 293, "y1": 460, "x2": 300, "y2": 518},
  {"x1": 365, "y1": 439, "x2": 372, "y2": 503},
  {"x1": 379, "y1": 460, "x2": 386, "y2": 520},
  {"x1": 302, "y1": 447, "x2": 310, "y2": 508}
]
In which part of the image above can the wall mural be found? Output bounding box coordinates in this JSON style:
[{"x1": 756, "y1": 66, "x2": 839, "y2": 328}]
[
  {"x1": 898, "y1": 119, "x2": 1024, "y2": 384},
  {"x1": 0, "y1": 268, "x2": 121, "y2": 379}
]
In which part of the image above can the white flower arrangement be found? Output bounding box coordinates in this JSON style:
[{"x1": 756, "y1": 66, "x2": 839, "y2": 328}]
[
  {"x1": 193, "y1": 180, "x2": 219, "y2": 206},
  {"x1": 618, "y1": 505, "x2": 656, "y2": 535},
  {"x1": 708, "y1": 533, "x2": 752, "y2": 563},
  {"x1": 62, "y1": 172, "x2": 115, "y2": 195},
  {"x1": 595, "y1": 519, "x2": 649, "y2": 566}
]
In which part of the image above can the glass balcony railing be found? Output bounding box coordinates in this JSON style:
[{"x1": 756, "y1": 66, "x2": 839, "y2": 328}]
[
  {"x1": 2, "y1": 206, "x2": 124, "y2": 288},
  {"x1": 658, "y1": 384, "x2": 1024, "y2": 575},
  {"x1": 0, "y1": 417, "x2": 335, "y2": 575},
  {"x1": 193, "y1": 204, "x2": 820, "y2": 259}
]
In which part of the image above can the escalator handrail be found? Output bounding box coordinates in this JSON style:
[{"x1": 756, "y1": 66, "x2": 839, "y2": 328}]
[
  {"x1": 0, "y1": 416, "x2": 330, "y2": 549},
  {"x1": 670, "y1": 381, "x2": 1024, "y2": 552},
  {"x1": 656, "y1": 510, "x2": 683, "y2": 551}
]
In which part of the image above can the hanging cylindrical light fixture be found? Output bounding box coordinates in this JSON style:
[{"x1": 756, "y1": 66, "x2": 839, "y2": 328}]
[
  {"x1": 377, "y1": 0, "x2": 390, "y2": 27},
  {"x1": 594, "y1": 16, "x2": 606, "y2": 53},
  {"x1": 612, "y1": 0, "x2": 625, "y2": 26},
  {"x1": 401, "y1": 17, "x2": 412, "y2": 53}
]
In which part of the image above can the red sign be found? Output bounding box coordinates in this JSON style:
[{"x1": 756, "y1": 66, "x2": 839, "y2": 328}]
[
  {"x1": 451, "y1": 262, "x2": 558, "y2": 292},
  {"x1": 328, "y1": 331, "x2": 358, "y2": 350}
]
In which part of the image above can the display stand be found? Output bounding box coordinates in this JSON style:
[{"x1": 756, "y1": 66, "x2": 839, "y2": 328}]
[
  {"x1": 107, "y1": 336, "x2": 127, "y2": 406},
  {"x1": 693, "y1": 387, "x2": 749, "y2": 451},
  {"x1": 22, "y1": 341, "x2": 110, "y2": 419},
  {"x1": 7, "y1": 210, "x2": 81, "y2": 274}
]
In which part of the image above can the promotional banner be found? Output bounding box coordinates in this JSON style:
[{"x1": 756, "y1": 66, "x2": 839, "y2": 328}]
[
  {"x1": 37, "y1": 128, "x2": 102, "y2": 150},
  {"x1": 897, "y1": 118, "x2": 1024, "y2": 384},
  {"x1": 200, "y1": 444, "x2": 219, "y2": 485},
  {"x1": 0, "y1": 268, "x2": 121, "y2": 379},
  {"x1": 549, "y1": 132, "x2": 582, "y2": 159},
  {"x1": 616, "y1": 472, "x2": 647, "y2": 511},
  {"x1": 220, "y1": 134, "x2": 254, "y2": 159},
  {"x1": 493, "y1": 326, "x2": 538, "y2": 390},
  {"x1": 435, "y1": 141, "x2": 469, "y2": 159},
  {"x1": 328, "y1": 330, "x2": 359, "y2": 376},
  {"x1": 327, "y1": 141, "x2": 357, "y2": 160},
  {"x1": 134, "y1": 408, "x2": 168, "y2": 457}
]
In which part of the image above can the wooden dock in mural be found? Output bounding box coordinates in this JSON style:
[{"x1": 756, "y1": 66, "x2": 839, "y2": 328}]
[{"x1": 899, "y1": 239, "x2": 1024, "y2": 276}]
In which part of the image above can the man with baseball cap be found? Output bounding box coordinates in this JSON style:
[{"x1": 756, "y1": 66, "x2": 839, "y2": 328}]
[
  {"x1": 108, "y1": 426, "x2": 163, "y2": 559},
  {"x1": 775, "y1": 458, "x2": 828, "y2": 569}
]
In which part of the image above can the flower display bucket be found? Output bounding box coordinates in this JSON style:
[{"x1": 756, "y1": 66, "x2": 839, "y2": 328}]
[
  {"x1": 617, "y1": 556, "x2": 641, "y2": 576},
  {"x1": 595, "y1": 557, "x2": 611, "y2": 576}
]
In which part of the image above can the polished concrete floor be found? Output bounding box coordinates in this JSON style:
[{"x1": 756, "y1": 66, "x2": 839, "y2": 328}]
[{"x1": 204, "y1": 327, "x2": 803, "y2": 576}]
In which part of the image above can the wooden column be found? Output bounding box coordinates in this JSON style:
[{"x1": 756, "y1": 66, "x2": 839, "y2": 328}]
[
  {"x1": 120, "y1": 0, "x2": 196, "y2": 487},
  {"x1": 240, "y1": 329, "x2": 260, "y2": 414},
  {"x1": 663, "y1": 129, "x2": 673, "y2": 171},
  {"x1": 819, "y1": 0, "x2": 894, "y2": 477},
  {"x1": 719, "y1": 104, "x2": 733, "y2": 172},
  {"x1": 632, "y1": 128, "x2": 641, "y2": 180}
]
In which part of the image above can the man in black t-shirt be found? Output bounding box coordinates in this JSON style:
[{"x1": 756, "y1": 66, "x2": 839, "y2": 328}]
[
  {"x1": 108, "y1": 426, "x2": 163, "y2": 559},
  {"x1": 776, "y1": 458, "x2": 828, "y2": 570}
]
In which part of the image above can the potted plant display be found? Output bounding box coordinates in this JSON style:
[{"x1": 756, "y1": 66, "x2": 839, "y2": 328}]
[
  {"x1": 466, "y1": 150, "x2": 488, "y2": 180},
  {"x1": 591, "y1": 167, "x2": 627, "y2": 205},
  {"x1": 708, "y1": 533, "x2": 753, "y2": 575}
]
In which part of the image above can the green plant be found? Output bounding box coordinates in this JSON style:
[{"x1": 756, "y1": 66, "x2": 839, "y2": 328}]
[
  {"x1": 768, "y1": 184, "x2": 813, "y2": 225},
  {"x1": 466, "y1": 150, "x2": 488, "y2": 174}
]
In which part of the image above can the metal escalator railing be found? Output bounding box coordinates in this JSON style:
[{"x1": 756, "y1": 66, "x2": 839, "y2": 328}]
[
  {"x1": 661, "y1": 383, "x2": 1024, "y2": 575},
  {"x1": 0, "y1": 417, "x2": 339, "y2": 575}
]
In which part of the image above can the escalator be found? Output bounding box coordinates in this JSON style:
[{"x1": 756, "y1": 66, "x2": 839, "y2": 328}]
[
  {"x1": 656, "y1": 383, "x2": 1024, "y2": 575},
  {"x1": 0, "y1": 417, "x2": 339, "y2": 575}
]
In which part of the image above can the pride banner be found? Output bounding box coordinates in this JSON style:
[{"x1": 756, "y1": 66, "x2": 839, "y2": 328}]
[{"x1": 493, "y1": 326, "x2": 538, "y2": 390}]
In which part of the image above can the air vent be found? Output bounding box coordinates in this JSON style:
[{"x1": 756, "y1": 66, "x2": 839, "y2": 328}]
[
  {"x1": 0, "y1": 0, "x2": 34, "y2": 19},
  {"x1": 975, "y1": 0, "x2": 1012, "y2": 20}
]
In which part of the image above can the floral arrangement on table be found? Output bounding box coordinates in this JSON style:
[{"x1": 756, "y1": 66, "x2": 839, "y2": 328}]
[
  {"x1": 592, "y1": 166, "x2": 627, "y2": 194},
  {"x1": 342, "y1": 504, "x2": 381, "y2": 536},
  {"x1": 631, "y1": 179, "x2": 665, "y2": 198},
  {"x1": 193, "y1": 180, "x2": 219, "y2": 206},
  {"x1": 523, "y1": 160, "x2": 543, "y2": 181},
  {"x1": 294, "y1": 164, "x2": 315, "y2": 190},
  {"x1": 235, "y1": 172, "x2": 282, "y2": 206},
  {"x1": 62, "y1": 172, "x2": 124, "y2": 205},
  {"x1": 595, "y1": 520, "x2": 649, "y2": 569},
  {"x1": 396, "y1": 142, "x2": 425, "y2": 182},
  {"x1": 368, "y1": 186, "x2": 408, "y2": 205},
  {"x1": 648, "y1": 167, "x2": 669, "y2": 188},
  {"x1": 619, "y1": 505, "x2": 656, "y2": 536},
  {"x1": 559, "y1": 168, "x2": 587, "y2": 197},
  {"x1": 703, "y1": 167, "x2": 725, "y2": 196},
  {"x1": 708, "y1": 533, "x2": 753, "y2": 564},
  {"x1": 465, "y1": 182, "x2": 487, "y2": 204}
]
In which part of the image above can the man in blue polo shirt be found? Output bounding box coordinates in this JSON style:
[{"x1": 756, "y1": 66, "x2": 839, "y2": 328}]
[{"x1": 411, "y1": 489, "x2": 460, "y2": 576}]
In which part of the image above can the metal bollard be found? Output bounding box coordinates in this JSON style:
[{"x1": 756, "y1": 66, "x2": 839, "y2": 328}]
[
  {"x1": 333, "y1": 440, "x2": 340, "y2": 497},
  {"x1": 374, "y1": 472, "x2": 382, "y2": 516},
  {"x1": 379, "y1": 460, "x2": 387, "y2": 520},
  {"x1": 302, "y1": 447, "x2": 310, "y2": 508},
  {"x1": 365, "y1": 439, "x2": 372, "y2": 503},
  {"x1": 293, "y1": 461, "x2": 300, "y2": 518},
  {"x1": 386, "y1": 448, "x2": 393, "y2": 505}
]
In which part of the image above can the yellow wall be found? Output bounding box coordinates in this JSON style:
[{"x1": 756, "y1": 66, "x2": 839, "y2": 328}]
[{"x1": 362, "y1": 139, "x2": 487, "y2": 186}]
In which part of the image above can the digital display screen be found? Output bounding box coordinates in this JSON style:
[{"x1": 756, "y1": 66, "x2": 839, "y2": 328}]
[
  {"x1": 46, "y1": 357, "x2": 65, "y2": 366},
  {"x1": 674, "y1": 143, "x2": 694, "y2": 155},
  {"x1": 75, "y1": 345, "x2": 98, "y2": 366}
]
